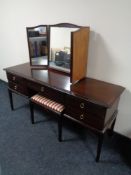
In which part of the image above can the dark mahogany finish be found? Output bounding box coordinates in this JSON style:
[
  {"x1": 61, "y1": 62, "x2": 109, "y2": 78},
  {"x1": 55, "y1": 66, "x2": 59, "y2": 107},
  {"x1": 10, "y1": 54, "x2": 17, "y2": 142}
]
[{"x1": 4, "y1": 62, "x2": 125, "y2": 162}]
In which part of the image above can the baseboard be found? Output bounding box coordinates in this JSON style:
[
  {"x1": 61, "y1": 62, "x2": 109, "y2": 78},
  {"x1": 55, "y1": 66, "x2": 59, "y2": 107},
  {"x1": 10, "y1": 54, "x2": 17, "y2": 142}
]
[
  {"x1": 114, "y1": 131, "x2": 131, "y2": 143},
  {"x1": 0, "y1": 79, "x2": 7, "y2": 84}
]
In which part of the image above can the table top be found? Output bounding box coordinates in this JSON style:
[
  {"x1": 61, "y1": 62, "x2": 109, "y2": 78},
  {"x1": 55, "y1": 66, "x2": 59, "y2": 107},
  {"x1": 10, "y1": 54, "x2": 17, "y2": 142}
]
[{"x1": 5, "y1": 62, "x2": 125, "y2": 108}]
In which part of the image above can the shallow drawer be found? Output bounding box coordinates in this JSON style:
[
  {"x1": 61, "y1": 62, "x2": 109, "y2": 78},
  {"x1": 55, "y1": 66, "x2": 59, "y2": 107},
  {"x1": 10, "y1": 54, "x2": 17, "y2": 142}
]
[
  {"x1": 7, "y1": 72, "x2": 23, "y2": 83},
  {"x1": 66, "y1": 95, "x2": 87, "y2": 109},
  {"x1": 28, "y1": 81, "x2": 45, "y2": 92},
  {"x1": 8, "y1": 82, "x2": 28, "y2": 96},
  {"x1": 66, "y1": 95, "x2": 106, "y2": 118},
  {"x1": 28, "y1": 81, "x2": 65, "y2": 104}
]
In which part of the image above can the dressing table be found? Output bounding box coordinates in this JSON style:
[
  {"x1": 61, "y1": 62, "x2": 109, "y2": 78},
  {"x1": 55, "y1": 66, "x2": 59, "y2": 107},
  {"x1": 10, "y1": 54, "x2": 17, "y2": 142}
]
[{"x1": 4, "y1": 23, "x2": 125, "y2": 162}]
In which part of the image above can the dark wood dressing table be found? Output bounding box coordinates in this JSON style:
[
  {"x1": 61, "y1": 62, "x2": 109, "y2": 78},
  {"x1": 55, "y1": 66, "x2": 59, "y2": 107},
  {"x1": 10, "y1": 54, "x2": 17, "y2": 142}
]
[{"x1": 5, "y1": 62, "x2": 125, "y2": 162}]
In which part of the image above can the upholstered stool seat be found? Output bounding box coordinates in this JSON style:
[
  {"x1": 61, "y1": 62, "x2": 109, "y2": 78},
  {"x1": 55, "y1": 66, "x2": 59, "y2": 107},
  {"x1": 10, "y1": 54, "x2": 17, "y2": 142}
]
[
  {"x1": 29, "y1": 94, "x2": 64, "y2": 141},
  {"x1": 31, "y1": 94, "x2": 64, "y2": 113}
]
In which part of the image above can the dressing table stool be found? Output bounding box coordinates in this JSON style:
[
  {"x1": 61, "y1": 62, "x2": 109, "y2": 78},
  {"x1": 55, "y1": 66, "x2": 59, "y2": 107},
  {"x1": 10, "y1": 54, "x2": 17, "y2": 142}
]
[{"x1": 30, "y1": 94, "x2": 65, "y2": 141}]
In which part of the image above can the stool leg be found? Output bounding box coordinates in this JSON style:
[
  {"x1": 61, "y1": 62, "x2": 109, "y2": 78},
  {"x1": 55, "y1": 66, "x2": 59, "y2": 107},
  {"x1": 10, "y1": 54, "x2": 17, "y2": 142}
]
[
  {"x1": 58, "y1": 114, "x2": 63, "y2": 142},
  {"x1": 29, "y1": 101, "x2": 34, "y2": 124},
  {"x1": 96, "y1": 134, "x2": 104, "y2": 162},
  {"x1": 8, "y1": 89, "x2": 14, "y2": 110}
]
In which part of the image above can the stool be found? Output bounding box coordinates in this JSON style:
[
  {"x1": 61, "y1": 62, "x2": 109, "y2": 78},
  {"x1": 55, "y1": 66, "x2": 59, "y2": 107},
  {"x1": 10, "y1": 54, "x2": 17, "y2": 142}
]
[{"x1": 29, "y1": 94, "x2": 64, "y2": 141}]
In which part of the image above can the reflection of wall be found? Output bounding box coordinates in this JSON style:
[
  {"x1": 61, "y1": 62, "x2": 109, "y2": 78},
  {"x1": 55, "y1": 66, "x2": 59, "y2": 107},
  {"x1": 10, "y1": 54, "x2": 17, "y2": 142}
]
[{"x1": 50, "y1": 27, "x2": 78, "y2": 49}]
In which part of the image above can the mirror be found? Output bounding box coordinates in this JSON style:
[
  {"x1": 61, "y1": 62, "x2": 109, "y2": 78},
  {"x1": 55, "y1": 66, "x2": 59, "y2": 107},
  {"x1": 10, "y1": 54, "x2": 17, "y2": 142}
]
[
  {"x1": 27, "y1": 25, "x2": 48, "y2": 66},
  {"x1": 49, "y1": 25, "x2": 79, "y2": 73}
]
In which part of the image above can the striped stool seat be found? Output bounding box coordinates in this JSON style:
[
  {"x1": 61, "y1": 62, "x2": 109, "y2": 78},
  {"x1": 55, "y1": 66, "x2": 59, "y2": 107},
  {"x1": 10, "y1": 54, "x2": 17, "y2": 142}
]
[{"x1": 31, "y1": 94, "x2": 64, "y2": 113}]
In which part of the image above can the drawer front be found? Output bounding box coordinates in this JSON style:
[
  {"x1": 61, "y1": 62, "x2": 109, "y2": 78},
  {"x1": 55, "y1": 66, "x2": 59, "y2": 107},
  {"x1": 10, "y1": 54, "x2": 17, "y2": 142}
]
[
  {"x1": 81, "y1": 113, "x2": 104, "y2": 130},
  {"x1": 28, "y1": 81, "x2": 65, "y2": 104},
  {"x1": 28, "y1": 81, "x2": 45, "y2": 92},
  {"x1": 8, "y1": 82, "x2": 28, "y2": 96},
  {"x1": 85, "y1": 102, "x2": 106, "y2": 118},
  {"x1": 66, "y1": 95, "x2": 86, "y2": 108},
  {"x1": 7, "y1": 73, "x2": 22, "y2": 83}
]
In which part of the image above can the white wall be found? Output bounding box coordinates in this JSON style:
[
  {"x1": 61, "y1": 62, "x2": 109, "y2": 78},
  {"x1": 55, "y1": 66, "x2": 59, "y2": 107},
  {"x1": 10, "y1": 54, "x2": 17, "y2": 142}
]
[{"x1": 0, "y1": 0, "x2": 131, "y2": 138}]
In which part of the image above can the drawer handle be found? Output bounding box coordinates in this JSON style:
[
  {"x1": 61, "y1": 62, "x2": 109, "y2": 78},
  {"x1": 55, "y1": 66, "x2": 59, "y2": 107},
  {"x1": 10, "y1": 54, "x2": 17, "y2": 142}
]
[
  {"x1": 41, "y1": 87, "x2": 45, "y2": 92},
  {"x1": 13, "y1": 76, "x2": 16, "y2": 81},
  {"x1": 80, "y1": 103, "x2": 84, "y2": 109},
  {"x1": 14, "y1": 85, "x2": 17, "y2": 90},
  {"x1": 80, "y1": 114, "x2": 84, "y2": 120}
]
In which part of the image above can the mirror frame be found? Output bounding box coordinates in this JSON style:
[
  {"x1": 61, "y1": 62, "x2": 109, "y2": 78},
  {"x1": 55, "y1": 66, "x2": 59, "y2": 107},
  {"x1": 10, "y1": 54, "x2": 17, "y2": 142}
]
[{"x1": 26, "y1": 25, "x2": 49, "y2": 68}]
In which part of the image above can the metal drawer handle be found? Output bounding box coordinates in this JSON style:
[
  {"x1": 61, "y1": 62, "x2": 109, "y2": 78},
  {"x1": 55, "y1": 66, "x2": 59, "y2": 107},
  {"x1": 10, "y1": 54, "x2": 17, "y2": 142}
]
[
  {"x1": 41, "y1": 87, "x2": 45, "y2": 92},
  {"x1": 80, "y1": 103, "x2": 84, "y2": 109},
  {"x1": 13, "y1": 76, "x2": 16, "y2": 81},
  {"x1": 80, "y1": 114, "x2": 84, "y2": 120},
  {"x1": 14, "y1": 85, "x2": 17, "y2": 90}
]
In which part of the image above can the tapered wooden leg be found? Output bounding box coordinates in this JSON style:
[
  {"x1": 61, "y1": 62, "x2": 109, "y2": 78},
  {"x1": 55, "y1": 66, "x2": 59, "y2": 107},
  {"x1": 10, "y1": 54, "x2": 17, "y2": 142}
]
[
  {"x1": 96, "y1": 134, "x2": 104, "y2": 162},
  {"x1": 58, "y1": 115, "x2": 63, "y2": 142},
  {"x1": 29, "y1": 101, "x2": 34, "y2": 124},
  {"x1": 8, "y1": 89, "x2": 14, "y2": 110}
]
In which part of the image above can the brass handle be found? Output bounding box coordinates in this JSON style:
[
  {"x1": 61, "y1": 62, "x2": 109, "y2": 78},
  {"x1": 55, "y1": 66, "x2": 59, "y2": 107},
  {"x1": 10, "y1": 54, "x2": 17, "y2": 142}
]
[
  {"x1": 13, "y1": 76, "x2": 16, "y2": 81},
  {"x1": 41, "y1": 86, "x2": 45, "y2": 92},
  {"x1": 80, "y1": 103, "x2": 84, "y2": 109},
  {"x1": 80, "y1": 114, "x2": 84, "y2": 120},
  {"x1": 14, "y1": 85, "x2": 17, "y2": 90}
]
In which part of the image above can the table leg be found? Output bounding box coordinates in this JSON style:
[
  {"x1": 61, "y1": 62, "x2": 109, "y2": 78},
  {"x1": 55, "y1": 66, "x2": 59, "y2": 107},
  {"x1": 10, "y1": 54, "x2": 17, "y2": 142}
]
[
  {"x1": 29, "y1": 101, "x2": 35, "y2": 124},
  {"x1": 96, "y1": 134, "x2": 104, "y2": 162},
  {"x1": 58, "y1": 115, "x2": 63, "y2": 142},
  {"x1": 8, "y1": 89, "x2": 14, "y2": 110}
]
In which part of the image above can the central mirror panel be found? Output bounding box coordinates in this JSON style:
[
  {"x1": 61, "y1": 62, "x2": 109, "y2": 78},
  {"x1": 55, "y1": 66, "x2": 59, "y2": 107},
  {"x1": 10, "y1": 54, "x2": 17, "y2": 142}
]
[
  {"x1": 27, "y1": 25, "x2": 48, "y2": 66},
  {"x1": 49, "y1": 25, "x2": 79, "y2": 73}
]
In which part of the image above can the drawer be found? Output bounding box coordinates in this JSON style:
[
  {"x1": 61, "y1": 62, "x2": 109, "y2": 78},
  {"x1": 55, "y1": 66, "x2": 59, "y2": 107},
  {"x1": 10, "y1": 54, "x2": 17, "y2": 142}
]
[
  {"x1": 66, "y1": 95, "x2": 106, "y2": 118},
  {"x1": 7, "y1": 72, "x2": 22, "y2": 83},
  {"x1": 28, "y1": 81, "x2": 65, "y2": 104},
  {"x1": 28, "y1": 81, "x2": 46, "y2": 92},
  {"x1": 8, "y1": 82, "x2": 28, "y2": 96},
  {"x1": 85, "y1": 103, "x2": 106, "y2": 118},
  {"x1": 82, "y1": 113, "x2": 104, "y2": 130},
  {"x1": 66, "y1": 95, "x2": 87, "y2": 110}
]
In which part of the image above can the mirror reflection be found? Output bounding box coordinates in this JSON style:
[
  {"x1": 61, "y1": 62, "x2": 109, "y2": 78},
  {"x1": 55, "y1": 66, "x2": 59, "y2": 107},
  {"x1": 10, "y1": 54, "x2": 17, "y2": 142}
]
[
  {"x1": 49, "y1": 27, "x2": 79, "y2": 73},
  {"x1": 27, "y1": 25, "x2": 48, "y2": 66}
]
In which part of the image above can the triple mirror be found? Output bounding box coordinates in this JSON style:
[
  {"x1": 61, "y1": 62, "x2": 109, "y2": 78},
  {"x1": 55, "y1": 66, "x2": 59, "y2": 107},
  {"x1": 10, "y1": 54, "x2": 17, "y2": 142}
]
[
  {"x1": 27, "y1": 23, "x2": 90, "y2": 83},
  {"x1": 27, "y1": 23, "x2": 79, "y2": 71}
]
